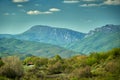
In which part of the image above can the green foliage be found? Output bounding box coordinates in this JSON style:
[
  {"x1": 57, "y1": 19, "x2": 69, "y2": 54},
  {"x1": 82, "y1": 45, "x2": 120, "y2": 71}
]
[
  {"x1": 69, "y1": 66, "x2": 92, "y2": 79},
  {"x1": 107, "y1": 48, "x2": 120, "y2": 59},
  {"x1": 22, "y1": 67, "x2": 44, "y2": 80},
  {"x1": 0, "y1": 48, "x2": 120, "y2": 80},
  {"x1": 34, "y1": 57, "x2": 48, "y2": 67},
  {"x1": 85, "y1": 56, "x2": 97, "y2": 66},
  {"x1": 23, "y1": 56, "x2": 48, "y2": 68},
  {"x1": 0, "y1": 58, "x2": 4, "y2": 67},
  {"x1": 0, "y1": 56, "x2": 23, "y2": 79},
  {"x1": 0, "y1": 76, "x2": 10, "y2": 80},
  {"x1": 54, "y1": 55, "x2": 62, "y2": 61},
  {"x1": 47, "y1": 61, "x2": 64, "y2": 74}
]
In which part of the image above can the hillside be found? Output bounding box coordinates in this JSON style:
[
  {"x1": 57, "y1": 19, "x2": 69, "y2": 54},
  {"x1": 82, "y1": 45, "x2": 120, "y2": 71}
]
[
  {"x1": 0, "y1": 38, "x2": 79, "y2": 58},
  {"x1": 67, "y1": 24, "x2": 120, "y2": 54}
]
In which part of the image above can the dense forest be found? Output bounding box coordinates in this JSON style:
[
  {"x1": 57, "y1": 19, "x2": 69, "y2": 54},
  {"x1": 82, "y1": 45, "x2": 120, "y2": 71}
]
[{"x1": 0, "y1": 48, "x2": 120, "y2": 80}]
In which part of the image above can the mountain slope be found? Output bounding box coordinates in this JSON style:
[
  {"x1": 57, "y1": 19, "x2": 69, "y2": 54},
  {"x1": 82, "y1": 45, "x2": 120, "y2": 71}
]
[
  {"x1": 67, "y1": 24, "x2": 120, "y2": 54},
  {"x1": 0, "y1": 38, "x2": 80, "y2": 58},
  {"x1": 14, "y1": 25, "x2": 85, "y2": 47}
]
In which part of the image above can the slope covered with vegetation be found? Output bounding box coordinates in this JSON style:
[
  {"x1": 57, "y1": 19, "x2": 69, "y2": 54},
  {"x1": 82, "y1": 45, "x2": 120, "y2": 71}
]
[
  {"x1": 0, "y1": 38, "x2": 79, "y2": 58},
  {"x1": 68, "y1": 25, "x2": 120, "y2": 54},
  {"x1": 0, "y1": 48, "x2": 120, "y2": 80}
]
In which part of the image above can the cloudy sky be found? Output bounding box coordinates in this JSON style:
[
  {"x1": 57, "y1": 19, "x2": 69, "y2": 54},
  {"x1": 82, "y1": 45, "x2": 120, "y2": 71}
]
[{"x1": 0, "y1": 0, "x2": 120, "y2": 34}]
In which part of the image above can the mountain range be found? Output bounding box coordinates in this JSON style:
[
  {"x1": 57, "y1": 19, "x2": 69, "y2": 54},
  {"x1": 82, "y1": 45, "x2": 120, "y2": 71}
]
[
  {"x1": 0, "y1": 24, "x2": 120, "y2": 57},
  {"x1": 67, "y1": 24, "x2": 120, "y2": 54}
]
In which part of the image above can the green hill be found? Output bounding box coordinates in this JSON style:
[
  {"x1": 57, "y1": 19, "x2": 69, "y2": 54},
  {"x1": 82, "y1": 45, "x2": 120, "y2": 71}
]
[{"x1": 0, "y1": 38, "x2": 80, "y2": 58}]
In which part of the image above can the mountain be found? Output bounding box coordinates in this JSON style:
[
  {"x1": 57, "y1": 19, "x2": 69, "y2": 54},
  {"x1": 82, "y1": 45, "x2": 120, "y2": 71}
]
[
  {"x1": 0, "y1": 34, "x2": 12, "y2": 38},
  {"x1": 0, "y1": 24, "x2": 120, "y2": 55},
  {"x1": 0, "y1": 38, "x2": 80, "y2": 58},
  {"x1": 67, "y1": 24, "x2": 120, "y2": 54},
  {"x1": 14, "y1": 25, "x2": 85, "y2": 47}
]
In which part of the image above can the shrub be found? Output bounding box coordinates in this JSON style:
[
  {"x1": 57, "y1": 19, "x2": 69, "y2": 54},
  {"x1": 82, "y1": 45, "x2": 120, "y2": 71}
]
[
  {"x1": 85, "y1": 57, "x2": 97, "y2": 66},
  {"x1": 0, "y1": 56, "x2": 23, "y2": 79},
  {"x1": 107, "y1": 48, "x2": 120, "y2": 60},
  {"x1": 0, "y1": 76, "x2": 9, "y2": 80},
  {"x1": 34, "y1": 58, "x2": 48, "y2": 67},
  {"x1": 0, "y1": 58, "x2": 4, "y2": 67},
  {"x1": 105, "y1": 60, "x2": 120, "y2": 73},
  {"x1": 22, "y1": 67, "x2": 43, "y2": 80},
  {"x1": 69, "y1": 66, "x2": 92, "y2": 79},
  {"x1": 47, "y1": 61, "x2": 64, "y2": 74}
]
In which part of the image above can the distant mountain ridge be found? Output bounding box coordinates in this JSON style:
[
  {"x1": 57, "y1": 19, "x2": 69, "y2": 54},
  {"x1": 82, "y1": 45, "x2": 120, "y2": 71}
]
[
  {"x1": 0, "y1": 24, "x2": 120, "y2": 55},
  {"x1": 85, "y1": 24, "x2": 120, "y2": 38},
  {"x1": 14, "y1": 25, "x2": 86, "y2": 47},
  {"x1": 67, "y1": 24, "x2": 120, "y2": 54}
]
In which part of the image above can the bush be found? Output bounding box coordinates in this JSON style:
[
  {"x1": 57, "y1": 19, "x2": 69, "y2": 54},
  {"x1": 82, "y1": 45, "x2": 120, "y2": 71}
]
[
  {"x1": 47, "y1": 61, "x2": 64, "y2": 74},
  {"x1": 0, "y1": 58, "x2": 4, "y2": 67},
  {"x1": 105, "y1": 60, "x2": 120, "y2": 73},
  {"x1": 34, "y1": 58, "x2": 48, "y2": 67},
  {"x1": 22, "y1": 67, "x2": 43, "y2": 80},
  {"x1": 107, "y1": 48, "x2": 120, "y2": 60},
  {"x1": 69, "y1": 66, "x2": 92, "y2": 79},
  {"x1": 85, "y1": 57, "x2": 97, "y2": 66},
  {"x1": 0, "y1": 76, "x2": 9, "y2": 80},
  {"x1": 0, "y1": 56, "x2": 23, "y2": 79}
]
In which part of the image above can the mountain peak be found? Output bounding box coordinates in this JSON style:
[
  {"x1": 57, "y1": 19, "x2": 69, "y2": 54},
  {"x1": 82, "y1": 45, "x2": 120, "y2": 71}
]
[
  {"x1": 30, "y1": 25, "x2": 52, "y2": 29},
  {"x1": 28, "y1": 25, "x2": 52, "y2": 32},
  {"x1": 85, "y1": 24, "x2": 120, "y2": 38},
  {"x1": 17, "y1": 25, "x2": 86, "y2": 46},
  {"x1": 94, "y1": 24, "x2": 120, "y2": 32}
]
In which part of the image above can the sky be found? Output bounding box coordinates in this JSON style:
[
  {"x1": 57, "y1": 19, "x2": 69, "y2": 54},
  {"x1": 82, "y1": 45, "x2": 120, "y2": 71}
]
[{"x1": 0, "y1": 0, "x2": 120, "y2": 34}]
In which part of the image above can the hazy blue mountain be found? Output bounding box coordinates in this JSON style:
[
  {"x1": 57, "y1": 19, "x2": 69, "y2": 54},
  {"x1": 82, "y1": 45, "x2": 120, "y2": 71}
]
[
  {"x1": 14, "y1": 25, "x2": 86, "y2": 47},
  {"x1": 0, "y1": 24, "x2": 120, "y2": 55},
  {"x1": 67, "y1": 24, "x2": 120, "y2": 54},
  {"x1": 0, "y1": 38, "x2": 80, "y2": 58},
  {"x1": 0, "y1": 34, "x2": 12, "y2": 38}
]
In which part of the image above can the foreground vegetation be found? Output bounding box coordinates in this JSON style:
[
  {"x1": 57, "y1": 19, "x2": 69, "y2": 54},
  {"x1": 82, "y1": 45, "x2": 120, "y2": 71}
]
[{"x1": 0, "y1": 48, "x2": 120, "y2": 80}]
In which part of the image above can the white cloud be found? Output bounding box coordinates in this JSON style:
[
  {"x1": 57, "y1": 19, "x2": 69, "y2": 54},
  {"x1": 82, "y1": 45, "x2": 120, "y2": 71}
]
[
  {"x1": 17, "y1": 4, "x2": 23, "y2": 7},
  {"x1": 27, "y1": 10, "x2": 42, "y2": 15},
  {"x1": 63, "y1": 0, "x2": 80, "y2": 3},
  {"x1": 11, "y1": 13, "x2": 16, "y2": 15},
  {"x1": 27, "y1": 10, "x2": 52, "y2": 15},
  {"x1": 80, "y1": 3, "x2": 100, "y2": 7},
  {"x1": 103, "y1": 0, "x2": 120, "y2": 5},
  {"x1": 43, "y1": 11, "x2": 53, "y2": 14},
  {"x1": 49, "y1": 8, "x2": 61, "y2": 12},
  {"x1": 27, "y1": 7, "x2": 61, "y2": 15},
  {"x1": 35, "y1": 4, "x2": 40, "y2": 6},
  {"x1": 4, "y1": 13, "x2": 9, "y2": 15},
  {"x1": 12, "y1": 0, "x2": 29, "y2": 3},
  {"x1": 82, "y1": 0, "x2": 96, "y2": 1},
  {"x1": 80, "y1": 0, "x2": 120, "y2": 7},
  {"x1": 4, "y1": 13, "x2": 16, "y2": 16}
]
